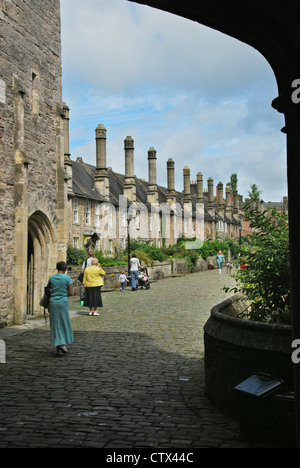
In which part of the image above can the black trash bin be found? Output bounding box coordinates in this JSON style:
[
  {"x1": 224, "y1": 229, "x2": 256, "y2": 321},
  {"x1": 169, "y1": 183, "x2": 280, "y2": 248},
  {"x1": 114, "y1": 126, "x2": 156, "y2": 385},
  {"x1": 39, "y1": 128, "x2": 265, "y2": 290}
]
[{"x1": 234, "y1": 373, "x2": 283, "y2": 441}]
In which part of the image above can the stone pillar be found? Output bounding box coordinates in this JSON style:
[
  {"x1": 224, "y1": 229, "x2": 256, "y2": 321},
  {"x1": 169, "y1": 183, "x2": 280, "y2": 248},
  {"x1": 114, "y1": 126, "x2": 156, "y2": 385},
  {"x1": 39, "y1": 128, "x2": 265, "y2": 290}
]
[
  {"x1": 147, "y1": 147, "x2": 158, "y2": 204},
  {"x1": 167, "y1": 158, "x2": 176, "y2": 204},
  {"x1": 123, "y1": 135, "x2": 136, "y2": 202},
  {"x1": 56, "y1": 104, "x2": 69, "y2": 262},
  {"x1": 272, "y1": 93, "x2": 300, "y2": 446},
  {"x1": 207, "y1": 177, "x2": 215, "y2": 216},
  {"x1": 95, "y1": 124, "x2": 109, "y2": 200},
  {"x1": 13, "y1": 78, "x2": 28, "y2": 325}
]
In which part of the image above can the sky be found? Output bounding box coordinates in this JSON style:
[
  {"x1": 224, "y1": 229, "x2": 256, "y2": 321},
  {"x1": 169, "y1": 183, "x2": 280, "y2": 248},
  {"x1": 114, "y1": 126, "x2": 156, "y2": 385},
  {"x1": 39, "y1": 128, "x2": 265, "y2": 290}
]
[{"x1": 60, "y1": 0, "x2": 287, "y2": 203}]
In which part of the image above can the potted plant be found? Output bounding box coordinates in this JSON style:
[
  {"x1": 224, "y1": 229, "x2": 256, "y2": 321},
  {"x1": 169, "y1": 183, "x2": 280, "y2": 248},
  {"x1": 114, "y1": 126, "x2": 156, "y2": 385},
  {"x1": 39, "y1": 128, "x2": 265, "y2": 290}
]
[{"x1": 204, "y1": 203, "x2": 292, "y2": 418}]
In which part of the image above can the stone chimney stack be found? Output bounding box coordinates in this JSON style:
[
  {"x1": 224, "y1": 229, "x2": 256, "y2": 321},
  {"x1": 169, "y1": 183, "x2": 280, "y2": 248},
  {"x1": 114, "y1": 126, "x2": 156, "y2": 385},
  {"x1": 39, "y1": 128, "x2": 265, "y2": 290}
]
[
  {"x1": 94, "y1": 124, "x2": 109, "y2": 200},
  {"x1": 183, "y1": 166, "x2": 191, "y2": 202},
  {"x1": 183, "y1": 166, "x2": 192, "y2": 236},
  {"x1": 217, "y1": 182, "x2": 224, "y2": 216},
  {"x1": 225, "y1": 185, "x2": 232, "y2": 219},
  {"x1": 233, "y1": 189, "x2": 239, "y2": 217},
  {"x1": 123, "y1": 135, "x2": 136, "y2": 202},
  {"x1": 207, "y1": 177, "x2": 215, "y2": 216},
  {"x1": 197, "y1": 172, "x2": 204, "y2": 203},
  {"x1": 147, "y1": 147, "x2": 158, "y2": 204},
  {"x1": 167, "y1": 158, "x2": 176, "y2": 205}
]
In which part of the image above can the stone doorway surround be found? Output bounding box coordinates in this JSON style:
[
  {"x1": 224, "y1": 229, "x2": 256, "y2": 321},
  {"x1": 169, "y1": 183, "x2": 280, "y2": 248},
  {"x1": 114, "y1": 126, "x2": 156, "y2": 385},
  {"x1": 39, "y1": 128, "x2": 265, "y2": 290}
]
[{"x1": 14, "y1": 211, "x2": 57, "y2": 325}]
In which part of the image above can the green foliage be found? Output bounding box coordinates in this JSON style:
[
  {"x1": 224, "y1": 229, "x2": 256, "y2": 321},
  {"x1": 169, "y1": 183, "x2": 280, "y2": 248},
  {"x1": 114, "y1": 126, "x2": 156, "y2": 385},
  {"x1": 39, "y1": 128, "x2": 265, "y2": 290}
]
[
  {"x1": 225, "y1": 204, "x2": 290, "y2": 324},
  {"x1": 248, "y1": 183, "x2": 262, "y2": 200},
  {"x1": 228, "y1": 173, "x2": 238, "y2": 192},
  {"x1": 67, "y1": 246, "x2": 87, "y2": 266},
  {"x1": 67, "y1": 237, "x2": 241, "y2": 274}
]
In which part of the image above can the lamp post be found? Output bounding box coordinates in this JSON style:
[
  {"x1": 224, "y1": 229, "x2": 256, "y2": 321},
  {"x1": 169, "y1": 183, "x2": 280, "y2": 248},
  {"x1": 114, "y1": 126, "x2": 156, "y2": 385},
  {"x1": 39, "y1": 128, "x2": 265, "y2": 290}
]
[
  {"x1": 238, "y1": 220, "x2": 242, "y2": 245},
  {"x1": 127, "y1": 212, "x2": 133, "y2": 286}
]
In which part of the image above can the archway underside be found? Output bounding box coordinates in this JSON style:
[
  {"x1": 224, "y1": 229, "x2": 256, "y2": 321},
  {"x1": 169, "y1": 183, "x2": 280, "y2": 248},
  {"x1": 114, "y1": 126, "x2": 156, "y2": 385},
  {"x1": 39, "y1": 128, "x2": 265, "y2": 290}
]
[{"x1": 129, "y1": 0, "x2": 300, "y2": 446}]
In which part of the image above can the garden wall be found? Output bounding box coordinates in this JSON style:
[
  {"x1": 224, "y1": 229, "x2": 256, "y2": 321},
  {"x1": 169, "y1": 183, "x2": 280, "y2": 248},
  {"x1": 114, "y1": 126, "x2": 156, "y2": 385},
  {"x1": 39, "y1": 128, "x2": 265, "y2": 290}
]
[{"x1": 68, "y1": 255, "x2": 218, "y2": 294}]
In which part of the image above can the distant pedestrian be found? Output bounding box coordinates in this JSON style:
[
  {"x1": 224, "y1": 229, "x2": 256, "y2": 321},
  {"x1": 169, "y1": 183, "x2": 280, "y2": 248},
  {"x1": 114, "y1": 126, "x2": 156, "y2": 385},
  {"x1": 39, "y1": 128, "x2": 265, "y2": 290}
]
[
  {"x1": 130, "y1": 253, "x2": 140, "y2": 291},
  {"x1": 48, "y1": 261, "x2": 73, "y2": 356},
  {"x1": 216, "y1": 250, "x2": 225, "y2": 274},
  {"x1": 78, "y1": 251, "x2": 96, "y2": 284},
  {"x1": 81, "y1": 250, "x2": 96, "y2": 272},
  {"x1": 83, "y1": 258, "x2": 106, "y2": 315},
  {"x1": 119, "y1": 270, "x2": 129, "y2": 291}
]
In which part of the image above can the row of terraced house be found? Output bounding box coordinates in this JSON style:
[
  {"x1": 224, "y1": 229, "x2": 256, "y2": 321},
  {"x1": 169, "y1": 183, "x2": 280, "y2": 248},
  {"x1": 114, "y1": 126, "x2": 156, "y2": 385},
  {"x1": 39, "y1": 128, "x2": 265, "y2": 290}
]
[{"x1": 64, "y1": 118, "x2": 244, "y2": 256}]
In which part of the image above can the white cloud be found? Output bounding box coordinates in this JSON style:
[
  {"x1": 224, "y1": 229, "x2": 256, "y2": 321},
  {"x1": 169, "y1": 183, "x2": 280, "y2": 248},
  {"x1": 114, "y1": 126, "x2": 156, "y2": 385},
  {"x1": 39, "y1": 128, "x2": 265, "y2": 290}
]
[{"x1": 61, "y1": 0, "x2": 287, "y2": 202}]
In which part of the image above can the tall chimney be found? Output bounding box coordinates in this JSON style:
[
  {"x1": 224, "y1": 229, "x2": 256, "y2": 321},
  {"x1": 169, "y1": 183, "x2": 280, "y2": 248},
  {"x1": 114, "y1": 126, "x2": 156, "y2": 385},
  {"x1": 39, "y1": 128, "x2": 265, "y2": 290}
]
[
  {"x1": 95, "y1": 124, "x2": 109, "y2": 199},
  {"x1": 183, "y1": 166, "x2": 191, "y2": 202},
  {"x1": 183, "y1": 166, "x2": 192, "y2": 236},
  {"x1": 217, "y1": 182, "x2": 224, "y2": 216},
  {"x1": 197, "y1": 172, "x2": 203, "y2": 203},
  {"x1": 147, "y1": 147, "x2": 158, "y2": 204},
  {"x1": 167, "y1": 158, "x2": 176, "y2": 204},
  {"x1": 233, "y1": 189, "x2": 239, "y2": 216},
  {"x1": 225, "y1": 185, "x2": 232, "y2": 219},
  {"x1": 123, "y1": 135, "x2": 136, "y2": 202},
  {"x1": 207, "y1": 177, "x2": 215, "y2": 216}
]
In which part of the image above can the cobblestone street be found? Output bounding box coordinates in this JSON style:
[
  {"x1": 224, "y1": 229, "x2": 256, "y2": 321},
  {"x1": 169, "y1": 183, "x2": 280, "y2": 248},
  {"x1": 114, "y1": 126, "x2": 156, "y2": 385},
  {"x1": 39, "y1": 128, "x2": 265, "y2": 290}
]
[{"x1": 0, "y1": 269, "x2": 270, "y2": 449}]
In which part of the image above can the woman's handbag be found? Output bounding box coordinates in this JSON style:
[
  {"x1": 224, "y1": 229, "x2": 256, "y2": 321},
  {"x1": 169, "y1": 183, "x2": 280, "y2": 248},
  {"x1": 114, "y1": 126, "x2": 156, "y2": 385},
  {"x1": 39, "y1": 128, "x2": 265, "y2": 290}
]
[
  {"x1": 77, "y1": 271, "x2": 84, "y2": 283},
  {"x1": 40, "y1": 285, "x2": 50, "y2": 309},
  {"x1": 78, "y1": 260, "x2": 87, "y2": 283}
]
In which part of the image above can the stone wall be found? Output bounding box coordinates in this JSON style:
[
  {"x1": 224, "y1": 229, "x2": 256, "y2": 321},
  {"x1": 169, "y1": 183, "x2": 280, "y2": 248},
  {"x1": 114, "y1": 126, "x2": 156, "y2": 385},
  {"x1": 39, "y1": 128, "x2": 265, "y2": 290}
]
[
  {"x1": 204, "y1": 293, "x2": 293, "y2": 417},
  {"x1": 0, "y1": 0, "x2": 64, "y2": 325}
]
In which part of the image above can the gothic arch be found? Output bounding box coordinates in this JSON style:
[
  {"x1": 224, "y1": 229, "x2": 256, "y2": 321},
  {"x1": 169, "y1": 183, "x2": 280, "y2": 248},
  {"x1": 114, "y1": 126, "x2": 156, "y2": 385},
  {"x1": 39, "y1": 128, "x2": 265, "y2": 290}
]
[{"x1": 27, "y1": 211, "x2": 57, "y2": 317}]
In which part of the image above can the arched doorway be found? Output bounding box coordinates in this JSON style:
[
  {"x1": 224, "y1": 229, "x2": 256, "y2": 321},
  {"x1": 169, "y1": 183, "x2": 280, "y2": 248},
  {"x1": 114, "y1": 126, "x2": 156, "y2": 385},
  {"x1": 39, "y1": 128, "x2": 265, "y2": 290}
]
[{"x1": 27, "y1": 211, "x2": 56, "y2": 318}]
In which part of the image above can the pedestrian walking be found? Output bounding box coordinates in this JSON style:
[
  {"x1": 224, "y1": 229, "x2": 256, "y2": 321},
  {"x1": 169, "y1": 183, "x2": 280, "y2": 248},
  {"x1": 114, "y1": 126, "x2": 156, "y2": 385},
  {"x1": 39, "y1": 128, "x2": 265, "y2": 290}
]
[
  {"x1": 78, "y1": 250, "x2": 95, "y2": 284},
  {"x1": 216, "y1": 250, "x2": 225, "y2": 274},
  {"x1": 130, "y1": 253, "x2": 140, "y2": 291},
  {"x1": 81, "y1": 250, "x2": 96, "y2": 272},
  {"x1": 119, "y1": 270, "x2": 129, "y2": 291},
  {"x1": 47, "y1": 261, "x2": 73, "y2": 356},
  {"x1": 83, "y1": 258, "x2": 106, "y2": 315}
]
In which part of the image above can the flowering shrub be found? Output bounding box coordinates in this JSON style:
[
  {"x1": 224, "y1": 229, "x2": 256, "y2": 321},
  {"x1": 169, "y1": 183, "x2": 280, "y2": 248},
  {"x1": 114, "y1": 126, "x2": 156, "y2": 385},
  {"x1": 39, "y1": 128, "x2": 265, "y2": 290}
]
[{"x1": 225, "y1": 204, "x2": 291, "y2": 324}]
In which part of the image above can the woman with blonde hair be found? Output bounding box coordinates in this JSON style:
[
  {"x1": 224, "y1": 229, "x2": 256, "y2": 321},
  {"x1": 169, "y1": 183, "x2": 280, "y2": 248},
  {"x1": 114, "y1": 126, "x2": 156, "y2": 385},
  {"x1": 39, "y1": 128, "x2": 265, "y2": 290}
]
[
  {"x1": 83, "y1": 258, "x2": 106, "y2": 316},
  {"x1": 216, "y1": 250, "x2": 225, "y2": 274}
]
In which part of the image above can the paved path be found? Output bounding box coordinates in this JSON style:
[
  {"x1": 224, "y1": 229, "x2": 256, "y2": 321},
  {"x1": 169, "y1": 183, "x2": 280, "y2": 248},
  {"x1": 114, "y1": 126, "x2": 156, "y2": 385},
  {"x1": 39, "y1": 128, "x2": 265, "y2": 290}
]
[{"x1": 0, "y1": 269, "x2": 270, "y2": 449}]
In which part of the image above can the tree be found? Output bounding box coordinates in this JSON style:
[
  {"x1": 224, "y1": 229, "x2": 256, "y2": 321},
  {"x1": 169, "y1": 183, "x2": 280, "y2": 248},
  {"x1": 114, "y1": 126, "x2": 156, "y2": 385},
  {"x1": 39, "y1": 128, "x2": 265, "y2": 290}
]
[
  {"x1": 225, "y1": 202, "x2": 290, "y2": 324},
  {"x1": 248, "y1": 183, "x2": 262, "y2": 200},
  {"x1": 227, "y1": 173, "x2": 238, "y2": 192}
]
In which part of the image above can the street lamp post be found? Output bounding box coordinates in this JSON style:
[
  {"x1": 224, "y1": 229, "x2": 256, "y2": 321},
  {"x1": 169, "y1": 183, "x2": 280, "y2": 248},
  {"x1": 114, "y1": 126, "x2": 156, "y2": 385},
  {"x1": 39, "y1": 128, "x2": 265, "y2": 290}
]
[{"x1": 127, "y1": 212, "x2": 133, "y2": 286}]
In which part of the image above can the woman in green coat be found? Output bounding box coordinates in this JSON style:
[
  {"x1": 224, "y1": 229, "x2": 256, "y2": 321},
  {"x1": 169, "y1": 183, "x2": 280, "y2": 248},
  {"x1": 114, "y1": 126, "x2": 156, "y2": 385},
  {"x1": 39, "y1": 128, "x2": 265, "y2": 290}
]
[{"x1": 48, "y1": 261, "x2": 73, "y2": 356}]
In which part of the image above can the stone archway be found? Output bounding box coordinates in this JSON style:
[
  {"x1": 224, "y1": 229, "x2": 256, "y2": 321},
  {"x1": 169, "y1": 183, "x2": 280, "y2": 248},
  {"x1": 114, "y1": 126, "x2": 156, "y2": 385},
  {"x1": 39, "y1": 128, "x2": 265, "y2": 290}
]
[
  {"x1": 25, "y1": 211, "x2": 57, "y2": 320},
  {"x1": 129, "y1": 0, "x2": 300, "y2": 443}
]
